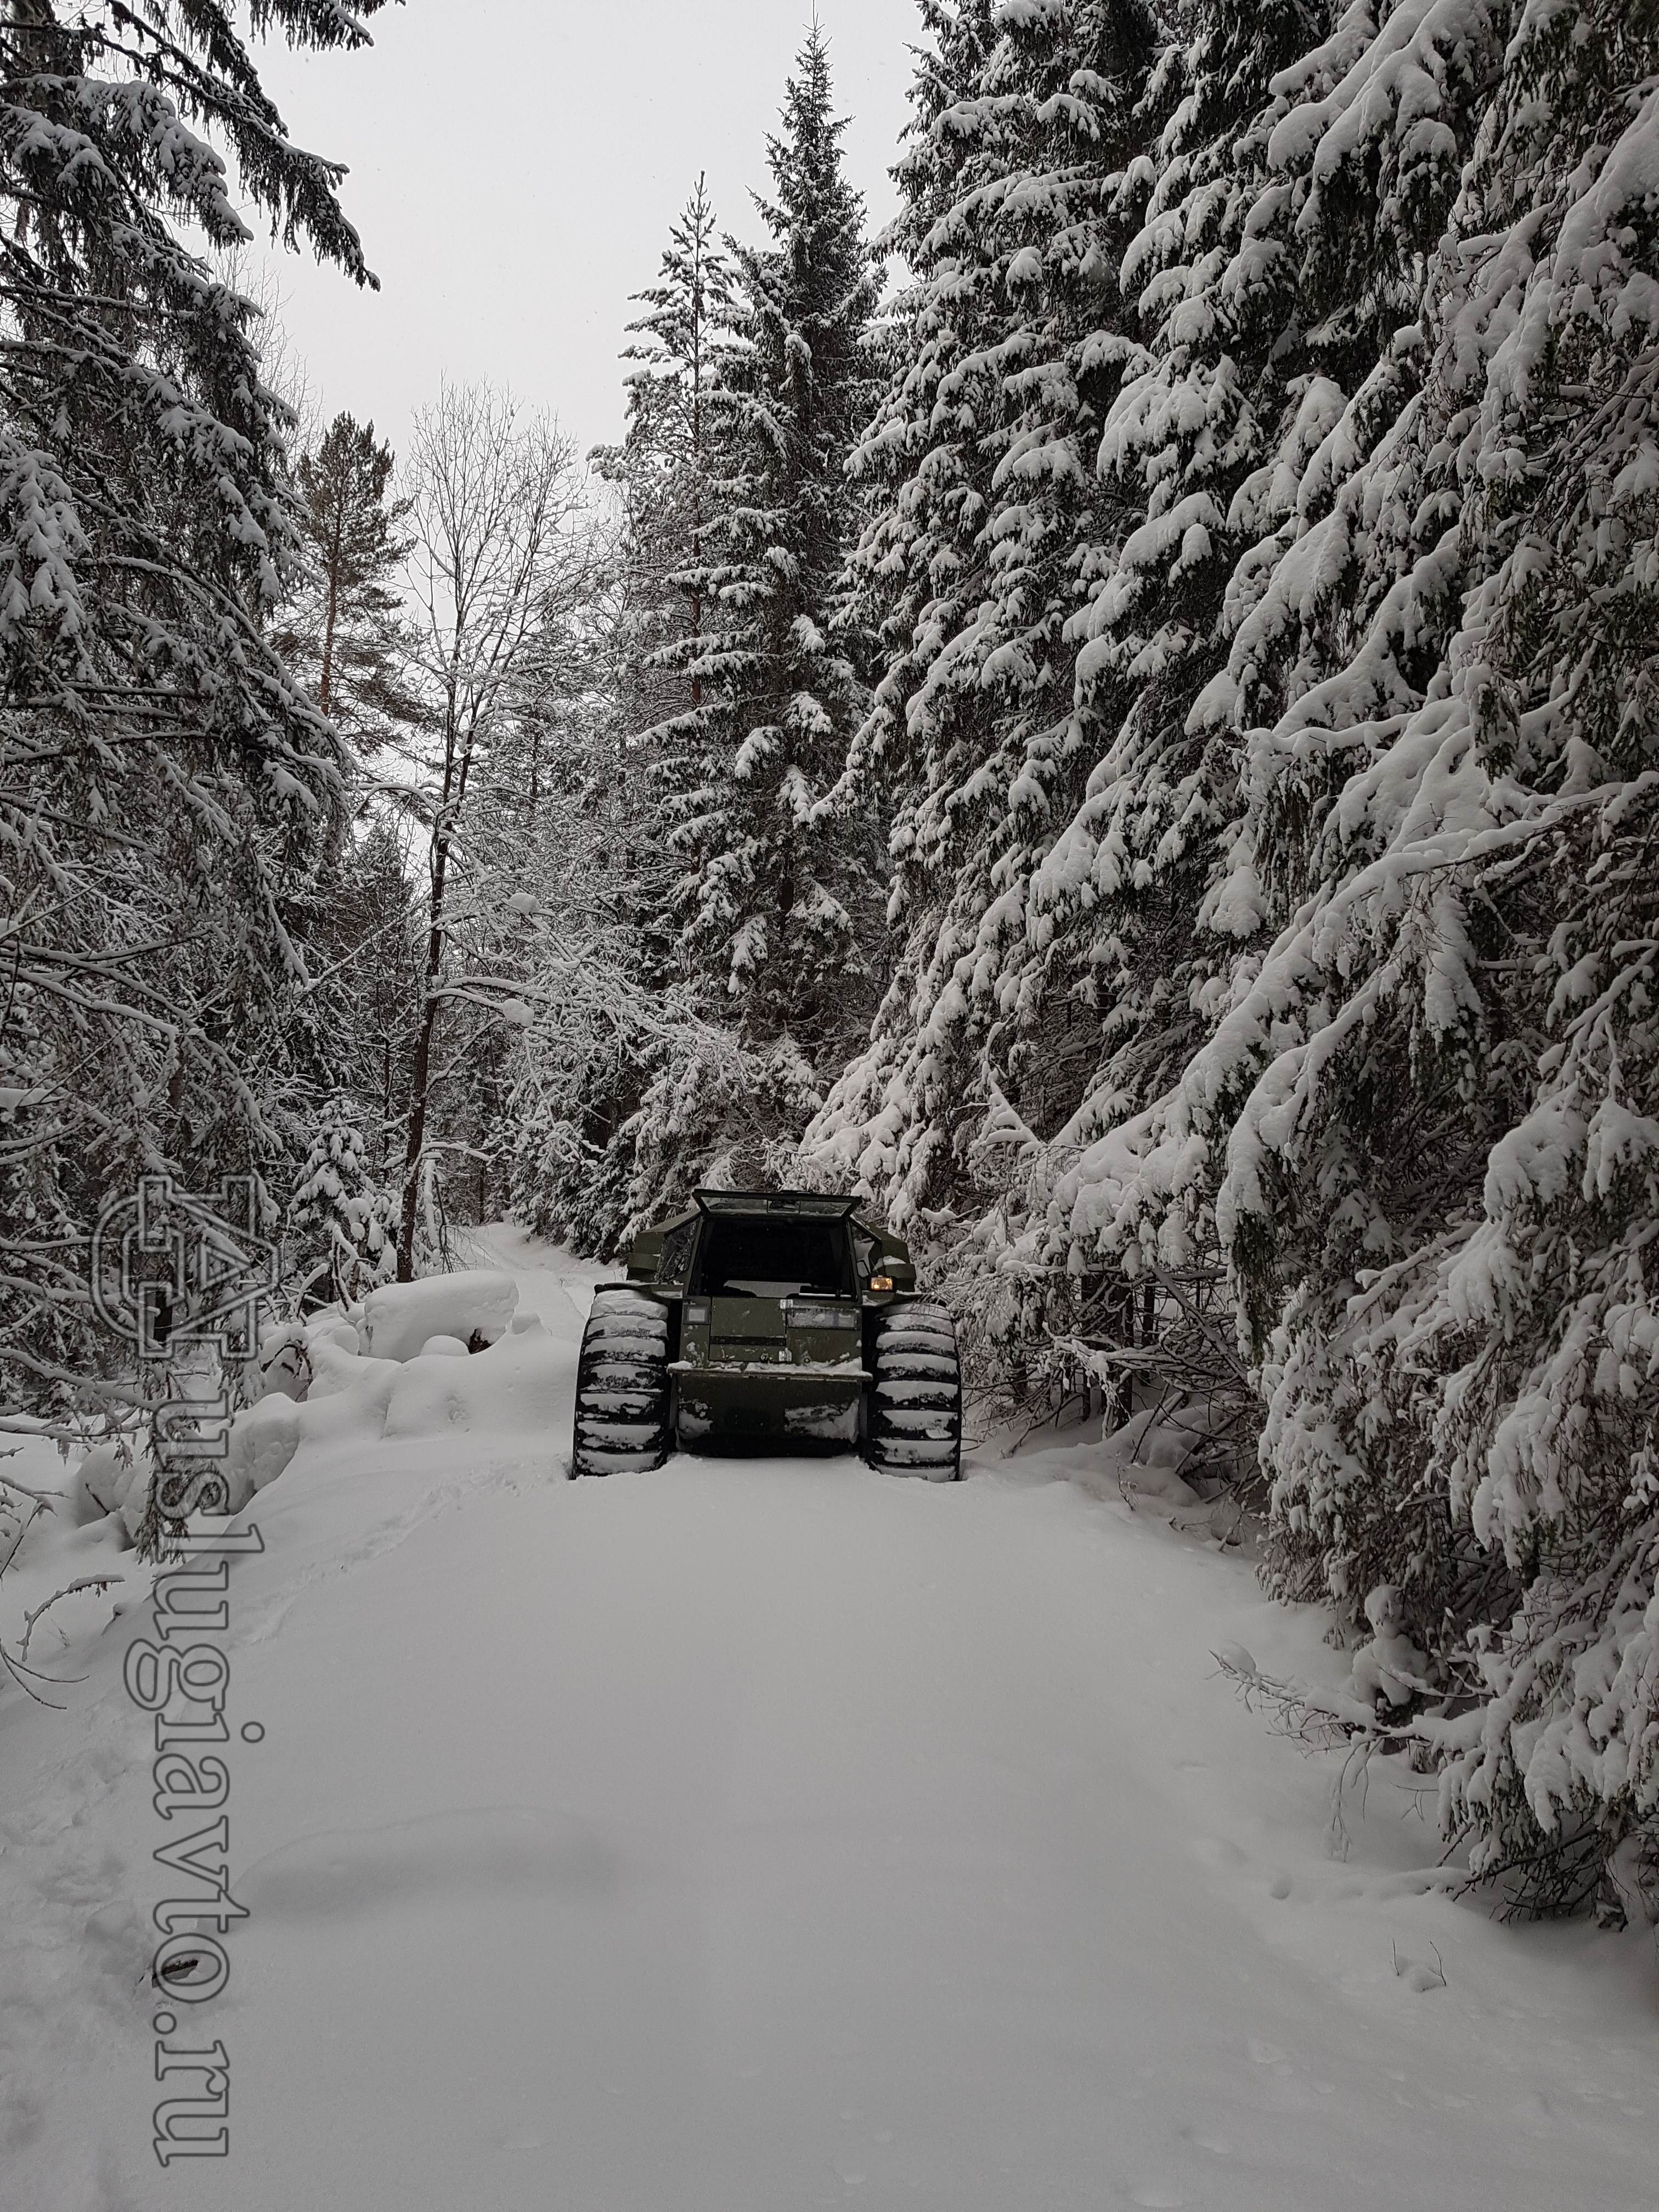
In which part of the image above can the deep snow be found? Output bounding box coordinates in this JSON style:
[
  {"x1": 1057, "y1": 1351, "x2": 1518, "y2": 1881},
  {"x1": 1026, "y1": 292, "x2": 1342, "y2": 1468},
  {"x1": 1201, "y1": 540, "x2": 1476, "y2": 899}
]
[{"x1": 1, "y1": 1229, "x2": 1655, "y2": 2210}]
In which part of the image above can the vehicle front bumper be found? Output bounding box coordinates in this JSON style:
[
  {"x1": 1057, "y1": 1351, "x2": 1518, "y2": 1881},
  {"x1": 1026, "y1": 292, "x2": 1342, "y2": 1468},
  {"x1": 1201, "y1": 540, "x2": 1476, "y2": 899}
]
[{"x1": 668, "y1": 1359, "x2": 867, "y2": 1448}]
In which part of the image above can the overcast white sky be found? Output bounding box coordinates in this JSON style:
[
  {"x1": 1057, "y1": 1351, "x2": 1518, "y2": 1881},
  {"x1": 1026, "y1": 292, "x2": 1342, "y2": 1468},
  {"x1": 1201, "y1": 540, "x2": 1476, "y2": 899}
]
[{"x1": 247, "y1": 1, "x2": 917, "y2": 467}]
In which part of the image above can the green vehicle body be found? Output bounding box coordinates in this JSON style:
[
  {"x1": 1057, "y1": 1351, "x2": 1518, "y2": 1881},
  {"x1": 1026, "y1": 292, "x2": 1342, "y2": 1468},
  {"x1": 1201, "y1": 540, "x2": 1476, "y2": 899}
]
[
  {"x1": 619, "y1": 1190, "x2": 920, "y2": 1452},
  {"x1": 571, "y1": 1189, "x2": 961, "y2": 1478}
]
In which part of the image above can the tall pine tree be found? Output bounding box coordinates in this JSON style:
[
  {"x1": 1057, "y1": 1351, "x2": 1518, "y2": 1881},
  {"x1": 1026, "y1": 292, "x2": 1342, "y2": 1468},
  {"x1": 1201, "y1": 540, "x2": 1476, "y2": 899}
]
[{"x1": 278, "y1": 411, "x2": 419, "y2": 754}]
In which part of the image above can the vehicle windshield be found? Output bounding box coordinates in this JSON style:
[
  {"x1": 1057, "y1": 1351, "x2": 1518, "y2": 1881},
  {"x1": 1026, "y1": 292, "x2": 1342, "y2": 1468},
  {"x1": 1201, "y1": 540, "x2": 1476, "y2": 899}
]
[{"x1": 693, "y1": 1217, "x2": 852, "y2": 1299}]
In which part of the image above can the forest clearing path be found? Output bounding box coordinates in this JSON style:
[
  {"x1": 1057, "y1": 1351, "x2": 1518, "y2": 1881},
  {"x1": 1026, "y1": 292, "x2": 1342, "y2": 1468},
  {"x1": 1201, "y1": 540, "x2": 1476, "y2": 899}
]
[{"x1": 2, "y1": 1234, "x2": 1654, "y2": 2210}]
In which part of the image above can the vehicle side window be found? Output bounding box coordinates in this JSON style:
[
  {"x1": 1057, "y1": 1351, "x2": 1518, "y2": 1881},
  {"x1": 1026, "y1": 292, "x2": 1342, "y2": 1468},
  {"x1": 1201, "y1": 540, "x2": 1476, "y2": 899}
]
[{"x1": 658, "y1": 1220, "x2": 697, "y2": 1288}]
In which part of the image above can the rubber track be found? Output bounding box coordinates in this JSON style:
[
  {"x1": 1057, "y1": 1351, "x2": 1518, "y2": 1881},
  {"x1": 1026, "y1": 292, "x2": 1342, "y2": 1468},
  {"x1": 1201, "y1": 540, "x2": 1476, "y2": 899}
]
[
  {"x1": 867, "y1": 1300, "x2": 962, "y2": 1481},
  {"x1": 571, "y1": 1288, "x2": 672, "y2": 1478}
]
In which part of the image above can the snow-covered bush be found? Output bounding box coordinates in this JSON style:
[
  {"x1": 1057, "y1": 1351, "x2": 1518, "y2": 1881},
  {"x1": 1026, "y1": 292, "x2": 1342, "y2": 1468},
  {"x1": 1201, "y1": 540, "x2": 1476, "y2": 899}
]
[{"x1": 289, "y1": 1097, "x2": 397, "y2": 1308}]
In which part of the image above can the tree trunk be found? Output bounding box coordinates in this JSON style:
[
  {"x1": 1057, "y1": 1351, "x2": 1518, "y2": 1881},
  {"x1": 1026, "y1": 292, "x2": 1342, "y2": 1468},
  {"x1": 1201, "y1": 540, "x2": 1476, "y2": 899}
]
[
  {"x1": 396, "y1": 695, "x2": 470, "y2": 1281},
  {"x1": 318, "y1": 484, "x2": 346, "y2": 718},
  {"x1": 396, "y1": 836, "x2": 449, "y2": 1282}
]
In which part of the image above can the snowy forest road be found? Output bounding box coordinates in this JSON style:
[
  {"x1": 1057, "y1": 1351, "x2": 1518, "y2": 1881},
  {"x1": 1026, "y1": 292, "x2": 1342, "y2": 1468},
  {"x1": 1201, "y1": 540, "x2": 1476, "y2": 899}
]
[{"x1": 3, "y1": 1239, "x2": 1656, "y2": 2211}]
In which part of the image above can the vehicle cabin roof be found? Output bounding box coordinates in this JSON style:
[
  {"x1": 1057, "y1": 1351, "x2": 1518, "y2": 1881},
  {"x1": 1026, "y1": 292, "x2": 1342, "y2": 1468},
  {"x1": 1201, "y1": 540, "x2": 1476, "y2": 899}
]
[{"x1": 691, "y1": 1189, "x2": 861, "y2": 1220}]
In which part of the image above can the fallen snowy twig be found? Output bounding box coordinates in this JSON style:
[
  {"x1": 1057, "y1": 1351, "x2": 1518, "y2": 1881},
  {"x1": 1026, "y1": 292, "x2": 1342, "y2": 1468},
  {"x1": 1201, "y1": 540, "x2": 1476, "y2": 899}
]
[
  {"x1": 1215, "y1": 1651, "x2": 1406, "y2": 1859},
  {"x1": 0, "y1": 1636, "x2": 80, "y2": 1707},
  {"x1": 1212, "y1": 1651, "x2": 1377, "y2": 1746},
  {"x1": 0, "y1": 1496, "x2": 48, "y2": 1583},
  {"x1": 19, "y1": 1576, "x2": 125, "y2": 1664},
  {"x1": 1212, "y1": 1650, "x2": 1482, "y2": 1875}
]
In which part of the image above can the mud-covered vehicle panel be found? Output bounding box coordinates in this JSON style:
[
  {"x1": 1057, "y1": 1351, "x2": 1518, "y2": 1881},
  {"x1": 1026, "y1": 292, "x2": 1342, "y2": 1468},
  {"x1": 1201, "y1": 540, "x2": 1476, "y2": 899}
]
[{"x1": 570, "y1": 1190, "x2": 961, "y2": 1481}]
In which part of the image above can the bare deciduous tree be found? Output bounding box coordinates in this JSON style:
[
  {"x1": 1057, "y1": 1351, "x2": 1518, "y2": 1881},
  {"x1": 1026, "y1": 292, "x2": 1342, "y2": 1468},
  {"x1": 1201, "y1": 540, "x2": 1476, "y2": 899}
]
[{"x1": 394, "y1": 381, "x2": 590, "y2": 1279}]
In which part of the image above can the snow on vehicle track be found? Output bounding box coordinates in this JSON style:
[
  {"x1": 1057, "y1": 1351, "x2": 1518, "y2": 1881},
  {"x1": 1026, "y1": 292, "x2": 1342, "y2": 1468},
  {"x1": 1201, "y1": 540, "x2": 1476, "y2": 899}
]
[{"x1": 1, "y1": 1232, "x2": 1655, "y2": 2211}]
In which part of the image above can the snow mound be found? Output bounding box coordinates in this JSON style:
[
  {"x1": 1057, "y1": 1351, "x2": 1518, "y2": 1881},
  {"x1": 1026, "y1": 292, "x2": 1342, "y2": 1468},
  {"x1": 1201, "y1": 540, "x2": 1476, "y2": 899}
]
[
  {"x1": 55, "y1": 1273, "x2": 567, "y2": 1556},
  {"x1": 1074, "y1": 1406, "x2": 1205, "y2": 1508},
  {"x1": 216, "y1": 1306, "x2": 569, "y2": 1502},
  {"x1": 224, "y1": 1392, "x2": 306, "y2": 1513},
  {"x1": 383, "y1": 1317, "x2": 566, "y2": 1441},
  {"x1": 357, "y1": 1271, "x2": 519, "y2": 1362},
  {"x1": 1349, "y1": 1584, "x2": 1431, "y2": 1709},
  {"x1": 64, "y1": 1441, "x2": 131, "y2": 1527}
]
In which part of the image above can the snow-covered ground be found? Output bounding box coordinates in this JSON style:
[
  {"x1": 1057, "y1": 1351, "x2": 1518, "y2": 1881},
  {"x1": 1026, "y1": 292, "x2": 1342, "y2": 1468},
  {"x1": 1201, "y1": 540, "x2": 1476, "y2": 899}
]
[{"x1": 2, "y1": 1229, "x2": 1655, "y2": 2211}]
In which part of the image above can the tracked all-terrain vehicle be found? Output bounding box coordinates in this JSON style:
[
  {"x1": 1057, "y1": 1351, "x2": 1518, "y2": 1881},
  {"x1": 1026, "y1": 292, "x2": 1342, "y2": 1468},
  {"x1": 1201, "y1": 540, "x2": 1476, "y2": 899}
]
[{"x1": 571, "y1": 1190, "x2": 962, "y2": 1481}]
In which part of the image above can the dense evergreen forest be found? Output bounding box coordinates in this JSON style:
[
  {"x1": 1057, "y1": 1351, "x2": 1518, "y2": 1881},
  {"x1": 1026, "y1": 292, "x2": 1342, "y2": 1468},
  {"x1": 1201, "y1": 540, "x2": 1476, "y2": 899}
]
[{"x1": 4, "y1": 0, "x2": 1659, "y2": 1919}]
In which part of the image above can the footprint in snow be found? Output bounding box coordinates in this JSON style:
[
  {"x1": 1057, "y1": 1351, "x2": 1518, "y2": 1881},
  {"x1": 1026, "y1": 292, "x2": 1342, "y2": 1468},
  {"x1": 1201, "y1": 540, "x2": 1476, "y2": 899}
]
[
  {"x1": 1393, "y1": 1951, "x2": 1447, "y2": 1993},
  {"x1": 1193, "y1": 1835, "x2": 1247, "y2": 1871},
  {"x1": 1177, "y1": 2121, "x2": 1233, "y2": 2157},
  {"x1": 235, "y1": 1805, "x2": 622, "y2": 1923}
]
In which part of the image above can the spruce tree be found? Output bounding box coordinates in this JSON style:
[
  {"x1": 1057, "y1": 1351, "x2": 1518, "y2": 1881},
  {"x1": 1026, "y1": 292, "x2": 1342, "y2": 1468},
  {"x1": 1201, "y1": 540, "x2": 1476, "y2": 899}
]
[
  {"x1": 565, "y1": 176, "x2": 736, "y2": 1224},
  {"x1": 597, "y1": 174, "x2": 734, "y2": 742},
  {"x1": 1177, "y1": 0, "x2": 1659, "y2": 1916},
  {"x1": 0, "y1": 2, "x2": 383, "y2": 1418},
  {"x1": 983, "y1": 0, "x2": 1659, "y2": 1912},
  {"x1": 996, "y1": 0, "x2": 1351, "y2": 1406},
  {"x1": 805, "y1": 0, "x2": 1161, "y2": 1246},
  {"x1": 661, "y1": 26, "x2": 882, "y2": 1160}
]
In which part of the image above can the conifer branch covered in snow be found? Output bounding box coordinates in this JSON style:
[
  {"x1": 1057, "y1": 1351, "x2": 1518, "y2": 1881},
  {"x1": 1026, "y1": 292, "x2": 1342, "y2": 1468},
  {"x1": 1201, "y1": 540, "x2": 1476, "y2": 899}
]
[
  {"x1": 797, "y1": 0, "x2": 1659, "y2": 1917},
  {"x1": 0, "y1": 0, "x2": 386, "y2": 1418}
]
